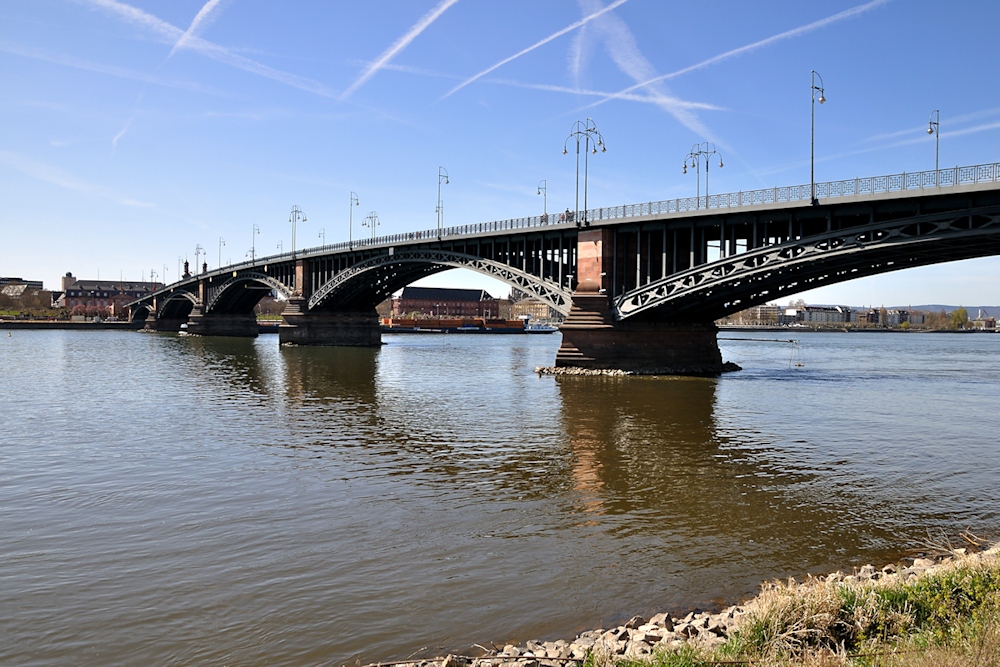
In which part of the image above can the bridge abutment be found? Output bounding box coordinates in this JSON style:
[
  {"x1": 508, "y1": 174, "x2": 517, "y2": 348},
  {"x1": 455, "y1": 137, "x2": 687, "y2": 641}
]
[
  {"x1": 278, "y1": 299, "x2": 381, "y2": 346},
  {"x1": 556, "y1": 228, "x2": 731, "y2": 375},
  {"x1": 144, "y1": 314, "x2": 187, "y2": 332},
  {"x1": 557, "y1": 295, "x2": 729, "y2": 375},
  {"x1": 185, "y1": 308, "x2": 259, "y2": 337}
]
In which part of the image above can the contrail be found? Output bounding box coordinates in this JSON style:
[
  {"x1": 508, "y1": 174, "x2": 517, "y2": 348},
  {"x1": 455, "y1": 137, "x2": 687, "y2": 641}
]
[
  {"x1": 81, "y1": 0, "x2": 335, "y2": 97},
  {"x1": 340, "y1": 0, "x2": 460, "y2": 100},
  {"x1": 440, "y1": 0, "x2": 629, "y2": 101},
  {"x1": 578, "y1": 0, "x2": 891, "y2": 111},
  {"x1": 169, "y1": 0, "x2": 228, "y2": 58}
]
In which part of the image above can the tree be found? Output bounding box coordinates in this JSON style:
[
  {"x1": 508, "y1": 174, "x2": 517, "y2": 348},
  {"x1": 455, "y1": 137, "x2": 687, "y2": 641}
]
[{"x1": 949, "y1": 307, "x2": 969, "y2": 330}]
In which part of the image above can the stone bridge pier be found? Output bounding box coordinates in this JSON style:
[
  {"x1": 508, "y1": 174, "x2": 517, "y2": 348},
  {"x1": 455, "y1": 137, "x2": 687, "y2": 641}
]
[
  {"x1": 556, "y1": 229, "x2": 728, "y2": 375},
  {"x1": 277, "y1": 259, "x2": 381, "y2": 346}
]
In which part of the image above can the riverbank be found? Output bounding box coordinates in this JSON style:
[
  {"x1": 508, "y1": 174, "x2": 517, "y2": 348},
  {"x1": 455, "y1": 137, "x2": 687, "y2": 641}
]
[
  {"x1": 0, "y1": 319, "x2": 143, "y2": 330},
  {"x1": 373, "y1": 539, "x2": 1000, "y2": 667}
]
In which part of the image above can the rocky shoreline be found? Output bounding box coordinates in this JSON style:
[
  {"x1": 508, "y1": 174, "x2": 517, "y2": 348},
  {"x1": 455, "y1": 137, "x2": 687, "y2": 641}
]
[{"x1": 360, "y1": 544, "x2": 999, "y2": 667}]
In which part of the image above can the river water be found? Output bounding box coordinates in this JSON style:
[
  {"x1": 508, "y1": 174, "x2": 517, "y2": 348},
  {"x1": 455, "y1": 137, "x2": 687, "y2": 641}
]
[{"x1": 1, "y1": 329, "x2": 998, "y2": 665}]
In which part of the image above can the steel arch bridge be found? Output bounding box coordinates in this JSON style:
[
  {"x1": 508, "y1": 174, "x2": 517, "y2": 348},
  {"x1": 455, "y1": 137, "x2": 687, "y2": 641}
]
[{"x1": 126, "y1": 162, "x2": 1000, "y2": 372}]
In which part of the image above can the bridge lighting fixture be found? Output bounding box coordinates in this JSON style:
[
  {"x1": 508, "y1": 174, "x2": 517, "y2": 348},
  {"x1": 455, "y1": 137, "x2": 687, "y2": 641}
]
[
  {"x1": 289, "y1": 205, "x2": 306, "y2": 257},
  {"x1": 564, "y1": 118, "x2": 606, "y2": 227},
  {"x1": 318, "y1": 228, "x2": 325, "y2": 246},
  {"x1": 436, "y1": 167, "x2": 449, "y2": 237},
  {"x1": 194, "y1": 244, "x2": 204, "y2": 275},
  {"x1": 927, "y1": 109, "x2": 940, "y2": 183},
  {"x1": 810, "y1": 69, "x2": 826, "y2": 205},
  {"x1": 537, "y1": 179, "x2": 547, "y2": 217},
  {"x1": 218, "y1": 237, "x2": 225, "y2": 269},
  {"x1": 362, "y1": 211, "x2": 380, "y2": 240},
  {"x1": 683, "y1": 142, "x2": 723, "y2": 210},
  {"x1": 349, "y1": 191, "x2": 359, "y2": 250},
  {"x1": 251, "y1": 224, "x2": 260, "y2": 262}
]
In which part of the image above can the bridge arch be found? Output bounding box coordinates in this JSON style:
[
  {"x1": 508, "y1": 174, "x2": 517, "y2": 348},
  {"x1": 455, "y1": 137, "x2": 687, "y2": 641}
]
[
  {"x1": 614, "y1": 207, "x2": 1000, "y2": 321},
  {"x1": 157, "y1": 290, "x2": 199, "y2": 320},
  {"x1": 308, "y1": 249, "x2": 573, "y2": 315},
  {"x1": 204, "y1": 272, "x2": 293, "y2": 314}
]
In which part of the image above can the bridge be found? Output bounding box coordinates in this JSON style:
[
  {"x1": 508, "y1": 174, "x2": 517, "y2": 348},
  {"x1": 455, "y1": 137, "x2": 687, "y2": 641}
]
[{"x1": 128, "y1": 163, "x2": 1000, "y2": 374}]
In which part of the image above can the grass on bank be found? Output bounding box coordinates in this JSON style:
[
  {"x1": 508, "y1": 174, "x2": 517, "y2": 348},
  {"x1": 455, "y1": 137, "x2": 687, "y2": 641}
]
[{"x1": 590, "y1": 552, "x2": 1000, "y2": 667}]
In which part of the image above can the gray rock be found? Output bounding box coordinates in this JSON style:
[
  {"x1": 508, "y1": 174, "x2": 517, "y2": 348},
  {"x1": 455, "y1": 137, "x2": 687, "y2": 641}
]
[
  {"x1": 624, "y1": 615, "x2": 645, "y2": 629},
  {"x1": 649, "y1": 612, "x2": 674, "y2": 630}
]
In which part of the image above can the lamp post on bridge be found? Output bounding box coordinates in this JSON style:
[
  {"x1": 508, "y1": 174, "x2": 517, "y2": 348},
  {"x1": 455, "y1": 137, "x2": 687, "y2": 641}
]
[
  {"x1": 194, "y1": 244, "x2": 204, "y2": 274},
  {"x1": 362, "y1": 211, "x2": 380, "y2": 240},
  {"x1": 218, "y1": 237, "x2": 225, "y2": 269},
  {"x1": 318, "y1": 228, "x2": 325, "y2": 246},
  {"x1": 563, "y1": 118, "x2": 606, "y2": 227},
  {"x1": 289, "y1": 205, "x2": 306, "y2": 257},
  {"x1": 436, "y1": 167, "x2": 449, "y2": 238},
  {"x1": 537, "y1": 179, "x2": 547, "y2": 221},
  {"x1": 349, "y1": 191, "x2": 359, "y2": 250},
  {"x1": 683, "y1": 142, "x2": 723, "y2": 210},
  {"x1": 163, "y1": 264, "x2": 169, "y2": 286},
  {"x1": 927, "y1": 109, "x2": 940, "y2": 185},
  {"x1": 251, "y1": 224, "x2": 259, "y2": 262},
  {"x1": 810, "y1": 69, "x2": 827, "y2": 206}
]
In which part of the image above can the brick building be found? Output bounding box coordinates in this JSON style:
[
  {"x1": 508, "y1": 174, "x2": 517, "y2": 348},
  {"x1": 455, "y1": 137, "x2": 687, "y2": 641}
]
[
  {"x1": 58, "y1": 272, "x2": 160, "y2": 317},
  {"x1": 391, "y1": 286, "x2": 504, "y2": 318}
]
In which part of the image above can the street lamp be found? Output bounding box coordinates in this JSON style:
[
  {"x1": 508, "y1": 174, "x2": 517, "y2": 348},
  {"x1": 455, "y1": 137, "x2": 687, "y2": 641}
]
[
  {"x1": 537, "y1": 179, "x2": 547, "y2": 219},
  {"x1": 178, "y1": 256, "x2": 184, "y2": 279},
  {"x1": 251, "y1": 224, "x2": 260, "y2": 262},
  {"x1": 563, "y1": 118, "x2": 606, "y2": 227},
  {"x1": 289, "y1": 205, "x2": 306, "y2": 256},
  {"x1": 349, "y1": 191, "x2": 359, "y2": 249},
  {"x1": 277, "y1": 240, "x2": 283, "y2": 253},
  {"x1": 436, "y1": 167, "x2": 449, "y2": 237},
  {"x1": 194, "y1": 244, "x2": 204, "y2": 274},
  {"x1": 682, "y1": 142, "x2": 723, "y2": 210},
  {"x1": 318, "y1": 228, "x2": 325, "y2": 246},
  {"x1": 927, "y1": 109, "x2": 940, "y2": 183},
  {"x1": 810, "y1": 69, "x2": 826, "y2": 205},
  {"x1": 218, "y1": 237, "x2": 225, "y2": 269},
  {"x1": 362, "y1": 211, "x2": 380, "y2": 240}
]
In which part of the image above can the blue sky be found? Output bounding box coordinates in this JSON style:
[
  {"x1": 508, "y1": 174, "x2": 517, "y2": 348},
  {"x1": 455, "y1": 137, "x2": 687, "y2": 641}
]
[{"x1": 2, "y1": 0, "x2": 999, "y2": 307}]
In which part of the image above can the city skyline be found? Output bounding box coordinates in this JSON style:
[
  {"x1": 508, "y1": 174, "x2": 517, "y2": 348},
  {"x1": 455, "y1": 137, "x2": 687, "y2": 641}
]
[{"x1": 2, "y1": 0, "x2": 1000, "y2": 304}]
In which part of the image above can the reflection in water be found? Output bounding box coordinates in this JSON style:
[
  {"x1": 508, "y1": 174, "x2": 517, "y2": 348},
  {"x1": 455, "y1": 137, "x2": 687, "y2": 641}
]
[{"x1": 1, "y1": 331, "x2": 998, "y2": 666}]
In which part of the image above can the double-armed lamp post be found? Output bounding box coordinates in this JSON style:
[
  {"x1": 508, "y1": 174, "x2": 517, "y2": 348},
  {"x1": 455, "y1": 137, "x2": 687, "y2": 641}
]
[
  {"x1": 349, "y1": 191, "x2": 359, "y2": 249},
  {"x1": 436, "y1": 167, "x2": 449, "y2": 237},
  {"x1": 683, "y1": 142, "x2": 723, "y2": 210},
  {"x1": 362, "y1": 211, "x2": 380, "y2": 240},
  {"x1": 563, "y1": 118, "x2": 606, "y2": 227},
  {"x1": 289, "y1": 205, "x2": 306, "y2": 257}
]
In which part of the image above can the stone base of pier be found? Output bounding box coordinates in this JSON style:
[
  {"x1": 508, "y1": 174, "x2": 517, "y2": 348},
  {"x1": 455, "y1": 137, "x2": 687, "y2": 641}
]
[
  {"x1": 278, "y1": 301, "x2": 381, "y2": 346},
  {"x1": 556, "y1": 294, "x2": 733, "y2": 375},
  {"x1": 144, "y1": 315, "x2": 188, "y2": 333},
  {"x1": 185, "y1": 310, "x2": 259, "y2": 337}
]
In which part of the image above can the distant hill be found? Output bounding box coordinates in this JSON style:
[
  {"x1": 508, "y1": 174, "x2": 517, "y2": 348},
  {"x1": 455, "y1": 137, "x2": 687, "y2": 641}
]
[{"x1": 895, "y1": 305, "x2": 998, "y2": 315}]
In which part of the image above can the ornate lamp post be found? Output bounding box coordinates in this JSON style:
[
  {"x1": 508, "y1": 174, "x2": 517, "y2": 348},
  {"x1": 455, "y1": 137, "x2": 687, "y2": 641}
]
[
  {"x1": 563, "y1": 118, "x2": 606, "y2": 227},
  {"x1": 218, "y1": 237, "x2": 225, "y2": 268},
  {"x1": 682, "y1": 142, "x2": 723, "y2": 210},
  {"x1": 194, "y1": 244, "x2": 204, "y2": 274},
  {"x1": 251, "y1": 224, "x2": 259, "y2": 262},
  {"x1": 318, "y1": 228, "x2": 325, "y2": 246},
  {"x1": 289, "y1": 205, "x2": 306, "y2": 256},
  {"x1": 349, "y1": 191, "x2": 359, "y2": 249},
  {"x1": 362, "y1": 211, "x2": 380, "y2": 240},
  {"x1": 537, "y1": 179, "x2": 547, "y2": 220},
  {"x1": 927, "y1": 109, "x2": 940, "y2": 184},
  {"x1": 436, "y1": 167, "x2": 449, "y2": 237},
  {"x1": 810, "y1": 69, "x2": 827, "y2": 205}
]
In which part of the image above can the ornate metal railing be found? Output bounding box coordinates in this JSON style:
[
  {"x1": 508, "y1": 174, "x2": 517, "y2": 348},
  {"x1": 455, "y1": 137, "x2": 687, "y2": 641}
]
[{"x1": 167, "y1": 162, "x2": 1000, "y2": 286}]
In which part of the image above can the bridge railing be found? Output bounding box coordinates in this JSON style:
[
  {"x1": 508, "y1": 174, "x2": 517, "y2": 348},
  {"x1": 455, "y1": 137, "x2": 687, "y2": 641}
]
[{"x1": 160, "y1": 162, "x2": 1000, "y2": 293}]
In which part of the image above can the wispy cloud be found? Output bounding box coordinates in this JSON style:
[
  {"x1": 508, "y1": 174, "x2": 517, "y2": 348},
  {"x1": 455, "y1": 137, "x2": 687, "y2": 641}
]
[
  {"x1": 340, "y1": 0, "x2": 460, "y2": 100},
  {"x1": 440, "y1": 0, "x2": 629, "y2": 101},
  {"x1": 0, "y1": 40, "x2": 223, "y2": 95},
  {"x1": 578, "y1": 0, "x2": 890, "y2": 112},
  {"x1": 169, "y1": 0, "x2": 229, "y2": 58},
  {"x1": 484, "y1": 78, "x2": 723, "y2": 110},
  {"x1": 112, "y1": 117, "x2": 132, "y2": 150},
  {"x1": 0, "y1": 150, "x2": 153, "y2": 207},
  {"x1": 81, "y1": 0, "x2": 336, "y2": 97}
]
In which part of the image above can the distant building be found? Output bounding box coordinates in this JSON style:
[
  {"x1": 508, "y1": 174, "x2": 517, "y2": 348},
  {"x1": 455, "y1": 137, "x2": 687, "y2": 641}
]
[
  {"x1": 971, "y1": 309, "x2": 996, "y2": 330},
  {"x1": 1, "y1": 276, "x2": 44, "y2": 290},
  {"x1": 391, "y1": 286, "x2": 503, "y2": 318},
  {"x1": 59, "y1": 272, "x2": 160, "y2": 317}
]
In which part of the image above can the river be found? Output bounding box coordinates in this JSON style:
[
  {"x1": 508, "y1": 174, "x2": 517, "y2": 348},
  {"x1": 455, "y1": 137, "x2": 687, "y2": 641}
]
[{"x1": 1, "y1": 329, "x2": 998, "y2": 665}]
